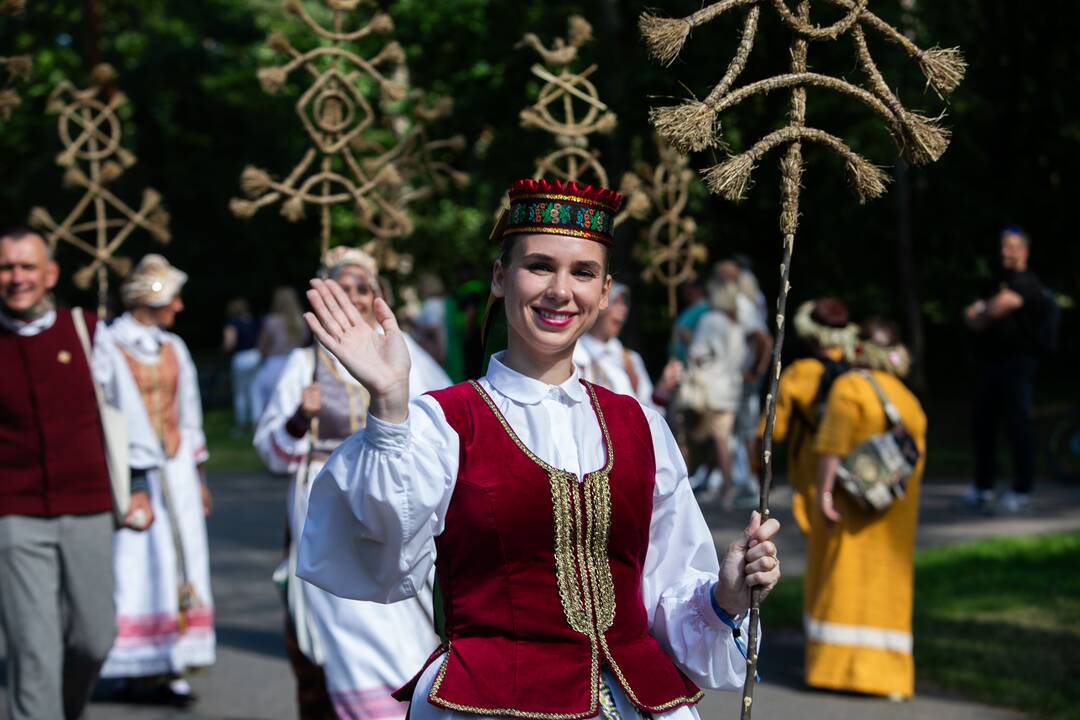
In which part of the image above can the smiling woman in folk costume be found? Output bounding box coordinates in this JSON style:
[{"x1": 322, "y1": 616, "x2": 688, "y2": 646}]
[
  {"x1": 254, "y1": 246, "x2": 450, "y2": 720},
  {"x1": 296, "y1": 178, "x2": 782, "y2": 720},
  {"x1": 99, "y1": 254, "x2": 215, "y2": 704}
]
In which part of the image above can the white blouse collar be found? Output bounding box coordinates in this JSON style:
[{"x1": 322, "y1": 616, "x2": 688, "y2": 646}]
[
  {"x1": 111, "y1": 312, "x2": 166, "y2": 358},
  {"x1": 578, "y1": 332, "x2": 622, "y2": 359},
  {"x1": 485, "y1": 352, "x2": 588, "y2": 406},
  {"x1": 0, "y1": 307, "x2": 56, "y2": 336}
]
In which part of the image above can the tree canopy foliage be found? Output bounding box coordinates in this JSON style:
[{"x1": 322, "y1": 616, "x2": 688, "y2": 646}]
[{"x1": 1, "y1": 1, "x2": 1075, "y2": 387}]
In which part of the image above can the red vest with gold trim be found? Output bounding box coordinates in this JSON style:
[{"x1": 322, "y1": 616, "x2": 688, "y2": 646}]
[
  {"x1": 0, "y1": 308, "x2": 112, "y2": 517},
  {"x1": 400, "y1": 380, "x2": 702, "y2": 718}
]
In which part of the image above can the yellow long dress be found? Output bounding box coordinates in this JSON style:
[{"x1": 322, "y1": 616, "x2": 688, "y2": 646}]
[
  {"x1": 805, "y1": 369, "x2": 927, "y2": 698},
  {"x1": 763, "y1": 349, "x2": 846, "y2": 537}
]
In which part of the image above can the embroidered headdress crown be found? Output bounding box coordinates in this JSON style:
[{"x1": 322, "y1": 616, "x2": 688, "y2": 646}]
[{"x1": 500, "y1": 178, "x2": 624, "y2": 247}]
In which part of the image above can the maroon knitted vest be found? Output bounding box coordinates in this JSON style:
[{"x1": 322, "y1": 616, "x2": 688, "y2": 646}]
[
  {"x1": 398, "y1": 380, "x2": 702, "y2": 718},
  {"x1": 0, "y1": 308, "x2": 112, "y2": 516}
]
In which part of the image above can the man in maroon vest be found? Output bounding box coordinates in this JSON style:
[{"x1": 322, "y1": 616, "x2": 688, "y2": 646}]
[{"x1": 0, "y1": 227, "x2": 153, "y2": 720}]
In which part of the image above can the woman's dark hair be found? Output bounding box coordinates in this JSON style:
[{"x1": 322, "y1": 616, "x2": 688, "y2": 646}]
[
  {"x1": 811, "y1": 297, "x2": 850, "y2": 328},
  {"x1": 858, "y1": 316, "x2": 901, "y2": 346},
  {"x1": 225, "y1": 297, "x2": 250, "y2": 319}
]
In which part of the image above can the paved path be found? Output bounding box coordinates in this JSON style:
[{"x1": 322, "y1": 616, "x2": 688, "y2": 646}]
[{"x1": 3, "y1": 473, "x2": 1076, "y2": 719}]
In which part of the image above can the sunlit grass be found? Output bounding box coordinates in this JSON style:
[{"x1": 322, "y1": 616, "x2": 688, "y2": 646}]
[
  {"x1": 764, "y1": 533, "x2": 1080, "y2": 719},
  {"x1": 202, "y1": 408, "x2": 262, "y2": 473}
]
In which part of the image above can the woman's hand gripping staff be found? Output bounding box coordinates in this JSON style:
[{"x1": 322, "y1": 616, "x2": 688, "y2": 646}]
[
  {"x1": 715, "y1": 511, "x2": 781, "y2": 617},
  {"x1": 304, "y1": 278, "x2": 411, "y2": 424}
]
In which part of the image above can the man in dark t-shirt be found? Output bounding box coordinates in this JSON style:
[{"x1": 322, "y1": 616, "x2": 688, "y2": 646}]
[{"x1": 963, "y1": 226, "x2": 1044, "y2": 513}]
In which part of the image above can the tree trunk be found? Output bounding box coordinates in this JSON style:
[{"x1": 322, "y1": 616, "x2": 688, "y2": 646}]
[
  {"x1": 84, "y1": 0, "x2": 102, "y2": 70},
  {"x1": 894, "y1": 158, "x2": 926, "y2": 392}
]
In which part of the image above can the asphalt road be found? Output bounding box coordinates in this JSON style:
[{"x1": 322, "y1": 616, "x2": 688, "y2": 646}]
[{"x1": 5, "y1": 471, "x2": 1073, "y2": 719}]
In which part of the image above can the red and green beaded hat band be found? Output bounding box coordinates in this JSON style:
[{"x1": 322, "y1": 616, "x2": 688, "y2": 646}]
[{"x1": 498, "y1": 178, "x2": 624, "y2": 247}]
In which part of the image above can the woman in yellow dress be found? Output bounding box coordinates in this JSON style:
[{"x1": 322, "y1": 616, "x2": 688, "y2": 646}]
[
  {"x1": 760, "y1": 299, "x2": 856, "y2": 537},
  {"x1": 805, "y1": 317, "x2": 926, "y2": 699}
]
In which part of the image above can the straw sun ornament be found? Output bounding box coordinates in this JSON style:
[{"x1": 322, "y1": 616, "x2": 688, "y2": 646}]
[
  {"x1": 29, "y1": 65, "x2": 170, "y2": 318},
  {"x1": 516, "y1": 16, "x2": 650, "y2": 226},
  {"x1": 0, "y1": 0, "x2": 31, "y2": 121},
  {"x1": 234, "y1": 0, "x2": 464, "y2": 271},
  {"x1": 642, "y1": 0, "x2": 966, "y2": 195},
  {"x1": 231, "y1": 0, "x2": 411, "y2": 257},
  {"x1": 639, "y1": 2, "x2": 964, "y2": 717}
]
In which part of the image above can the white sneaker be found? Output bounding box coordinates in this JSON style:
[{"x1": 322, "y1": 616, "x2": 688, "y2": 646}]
[
  {"x1": 997, "y1": 491, "x2": 1031, "y2": 514},
  {"x1": 955, "y1": 485, "x2": 994, "y2": 512}
]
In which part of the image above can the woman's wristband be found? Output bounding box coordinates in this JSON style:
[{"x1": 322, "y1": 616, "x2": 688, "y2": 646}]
[{"x1": 709, "y1": 582, "x2": 744, "y2": 629}]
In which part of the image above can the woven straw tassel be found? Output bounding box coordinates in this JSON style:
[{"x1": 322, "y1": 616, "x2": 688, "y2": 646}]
[
  {"x1": 844, "y1": 153, "x2": 889, "y2": 203},
  {"x1": 919, "y1": 46, "x2": 966, "y2": 97},
  {"x1": 650, "y1": 101, "x2": 720, "y2": 154},
  {"x1": 899, "y1": 112, "x2": 950, "y2": 165},
  {"x1": 701, "y1": 153, "x2": 756, "y2": 201},
  {"x1": 639, "y1": 13, "x2": 692, "y2": 66},
  {"x1": 240, "y1": 166, "x2": 274, "y2": 197},
  {"x1": 281, "y1": 195, "x2": 306, "y2": 222}
]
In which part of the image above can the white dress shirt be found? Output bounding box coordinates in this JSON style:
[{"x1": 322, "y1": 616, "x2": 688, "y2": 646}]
[{"x1": 298, "y1": 353, "x2": 753, "y2": 719}]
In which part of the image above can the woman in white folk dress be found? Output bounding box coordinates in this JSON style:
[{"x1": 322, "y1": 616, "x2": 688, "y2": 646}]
[
  {"x1": 100, "y1": 254, "x2": 215, "y2": 705},
  {"x1": 297, "y1": 179, "x2": 782, "y2": 720},
  {"x1": 573, "y1": 282, "x2": 682, "y2": 412},
  {"x1": 255, "y1": 246, "x2": 450, "y2": 720}
]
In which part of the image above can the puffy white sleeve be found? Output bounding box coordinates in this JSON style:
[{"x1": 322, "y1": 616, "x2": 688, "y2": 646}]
[
  {"x1": 90, "y1": 318, "x2": 116, "y2": 392},
  {"x1": 93, "y1": 322, "x2": 163, "y2": 472},
  {"x1": 253, "y1": 347, "x2": 315, "y2": 476},
  {"x1": 641, "y1": 407, "x2": 753, "y2": 691},
  {"x1": 297, "y1": 394, "x2": 459, "y2": 603},
  {"x1": 169, "y1": 335, "x2": 209, "y2": 464},
  {"x1": 628, "y1": 349, "x2": 656, "y2": 410}
]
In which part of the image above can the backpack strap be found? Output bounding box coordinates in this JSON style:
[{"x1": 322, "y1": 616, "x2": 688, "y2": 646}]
[{"x1": 857, "y1": 369, "x2": 904, "y2": 429}]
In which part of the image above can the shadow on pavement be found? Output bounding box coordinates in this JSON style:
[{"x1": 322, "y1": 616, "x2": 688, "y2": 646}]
[{"x1": 215, "y1": 624, "x2": 287, "y2": 660}]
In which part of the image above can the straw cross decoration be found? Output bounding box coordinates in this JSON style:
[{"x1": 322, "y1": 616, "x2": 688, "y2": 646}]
[
  {"x1": 634, "y1": 138, "x2": 707, "y2": 317},
  {"x1": 0, "y1": 0, "x2": 31, "y2": 121},
  {"x1": 639, "y1": 1, "x2": 964, "y2": 716},
  {"x1": 352, "y1": 92, "x2": 469, "y2": 273},
  {"x1": 29, "y1": 64, "x2": 170, "y2": 318},
  {"x1": 231, "y1": 0, "x2": 410, "y2": 257},
  {"x1": 518, "y1": 16, "x2": 649, "y2": 225}
]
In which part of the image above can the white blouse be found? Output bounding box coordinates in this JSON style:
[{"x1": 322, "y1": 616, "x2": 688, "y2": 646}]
[
  {"x1": 573, "y1": 334, "x2": 657, "y2": 411},
  {"x1": 298, "y1": 353, "x2": 752, "y2": 719}
]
